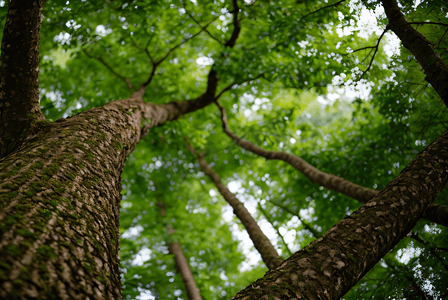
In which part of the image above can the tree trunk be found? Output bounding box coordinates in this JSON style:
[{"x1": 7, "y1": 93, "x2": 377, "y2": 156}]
[
  {"x1": 194, "y1": 150, "x2": 284, "y2": 270},
  {"x1": 0, "y1": 90, "x2": 219, "y2": 299},
  {"x1": 231, "y1": 130, "x2": 448, "y2": 299},
  {"x1": 168, "y1": 242, "x2": 203, "y2": 300},
  {"x1": 157, "y1": 200, "x2": 203, "y2": 300},
  {"x1": 381, "y1": 0, "x2": 448, "y2": 107}
]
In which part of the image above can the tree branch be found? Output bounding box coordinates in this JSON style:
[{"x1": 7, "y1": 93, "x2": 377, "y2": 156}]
[
  {"x1": 225, "y1": 0, "x2": 241, "y2": 48},
  {"x1": 381, "y1": 0, "x2": 448, "y2": 107},
  {"x1": 269, "y1": 200, "x2": 321, "y2": 238},
  {"x1": 187, "y1": 144, "x2": 283, "y2": 270},
  {"x1": 133, "y1": 13, "x2": 221, "y2": 97},
  {"x1": 353, "y1": 29, "x2": 389, "y2": 80},
  {"x1": 156, "y1": 200, "x2": 203, "y2": 300},
  {"x1": 231, "y1": 129, "x2": 448, "y2": 299},
  {"x1": 409, "y1": 233, "x2": 448, "y2": 272},
  {"x1": 184, "y1": 10, "x2": 223, "y2": 45},
  {"x1": 215, "y1": 73, "x2": 265, "y2": 101},
  {"x1": 302, "y1": 0, "x2": 347, "y2": 19},
  {"x1": 137, "y1": 68, "x2": 219, "y2": 137},
  {"x1": 216, "y1": 102, "x2": 448, "y2": 227},
  {"x1": 408, "y1": 21, "x2": 448, "y2": 28}
]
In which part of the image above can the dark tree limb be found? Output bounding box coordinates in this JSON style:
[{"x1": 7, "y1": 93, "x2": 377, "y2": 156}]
[
  {"x1": 302, "y1": 0, "x2": 347, "y2": 19},
  {"x1": 353, "y1": 29, "x2": 389, "y2": 80},
  {"x1": 216, "y1": 102, "x2": 377, "y2": 202},
  {"x1": 0, "y1": 0, "x2": 45, "y2": 157},
  {"x1": 136, "y1": 68, "x2": 219, "y2": 138},
  {"x1": 224, "y1": 0, "x2": 241, "y2": 48},
  {"x1": 408, "y1": 22, "x2": 448, "y2": 28},
  {"x1": 381, "y1": 0, "x2": 448, "y2": 107}
]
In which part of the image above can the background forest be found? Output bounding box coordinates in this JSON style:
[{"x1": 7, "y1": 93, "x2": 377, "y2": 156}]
[{"x1": 1, "y1": 0, "x2": 447, "y2": 299}]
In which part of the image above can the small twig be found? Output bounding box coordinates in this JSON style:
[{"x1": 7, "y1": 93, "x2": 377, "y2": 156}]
[
  {"x1": 408, "y1": 21, "x2": 448, "y2": 27},
  {"x1": 258, "y1": 203, "x2": 293, "y2": 257},
  {"x1": 82, "y1": 49, "x2": 131, "y2": 88},
  {"x1": 184, "y1": 9, "x2": 223, "y2": 45},
  {"x1": 214, "y1": 73, "x2": 264, "y2": 101},
  {"x1": 155, "y1": 15, "x2": 221, "y2": 65},
  {"x1": 357, "y1": 29, "x2": 389, "y2": 80},
  {"x1": 268, "y1": 200, "x2": 321, "y2": 238},
  {"x1": 302, "y1": 0, "x2": 346, "y2": 19},
  {"x1": 437, "y1": 28, "x2": 448, "y2": 55}
]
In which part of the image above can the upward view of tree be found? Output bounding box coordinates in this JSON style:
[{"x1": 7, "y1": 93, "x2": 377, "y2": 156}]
[{"x1": 1, "y1": 0, "x2": 447, "y2": 299}]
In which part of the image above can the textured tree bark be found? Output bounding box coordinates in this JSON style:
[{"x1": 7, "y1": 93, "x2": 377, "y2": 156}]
[
  {"x1": 0, "y1": 2, "x2": 218, "y2": 296},
  {"x1": 216, "y1": 103, "x2": 448, "y2": 227},
  {"x1": 381, "y1": 0, "x2": 448, "y2": 107},
  {"x1": 0, "y1": 0, "x2": 45, "y2": 157},
  {"x1": 230, "y1": 130, "x2": 448, "y2": 300},
  {"x1": 0, "y1": 85, "x2": 218, "y2": 299},
  {"x1": 193, "y1": 150, "x2": 284, "y2": 270}
]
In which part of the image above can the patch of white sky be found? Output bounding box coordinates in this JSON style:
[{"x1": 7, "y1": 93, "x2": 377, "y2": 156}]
[
  {"x1": 212, "y1": 178, "x2": 316, "y2": 269},
  {"x1": 324, "y1": 1, "x2": 401, "y2": 105}
]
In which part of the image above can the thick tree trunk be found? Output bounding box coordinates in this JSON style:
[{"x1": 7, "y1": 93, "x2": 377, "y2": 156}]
[
  {"x1": 0, "y1": 104, "x2": 132, "y2": 299},
  {"x1": 231, "y1": 130, "x2": 448, "y2": 299},
  {"x1": 0, "y1": 94, "x2": 218, "y2": 298},
  {"x1": 0, "y1": 80, "x2": 218, "y2": 299}
]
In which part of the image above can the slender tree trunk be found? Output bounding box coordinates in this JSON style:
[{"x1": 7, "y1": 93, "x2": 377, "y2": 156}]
[
  {"x1": 190, "y1": 146, "x2": 284, "y2": 270},
  {"x1": 168, "y1": 243, "x2": 203, "y2": 300},
  {"x1": 157, "y1": 201, "x2": 203, "y2": 300},
  {"x1": 231, "y1": 130, "x2": 448, "y2": 299}
]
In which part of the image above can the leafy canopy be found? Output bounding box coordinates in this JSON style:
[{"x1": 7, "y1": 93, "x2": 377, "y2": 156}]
[{"x1": 2, "y1": 0, "x2": 446, "y2": 298}]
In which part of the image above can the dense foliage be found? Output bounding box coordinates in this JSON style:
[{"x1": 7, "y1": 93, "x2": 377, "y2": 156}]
[{"x1": 2, "y1": 0, "x2": 447, "y2": 298}]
